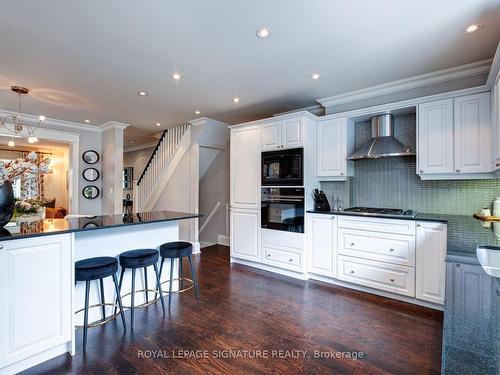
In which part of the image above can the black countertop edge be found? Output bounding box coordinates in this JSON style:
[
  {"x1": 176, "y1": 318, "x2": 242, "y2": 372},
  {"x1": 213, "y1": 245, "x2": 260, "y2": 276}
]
[
  {"x1": 0, "y1": 211, "x2": 202, "y2": 242},
  {"x1": 306, "y1": 210, "x2": 448, "y2": 223}
]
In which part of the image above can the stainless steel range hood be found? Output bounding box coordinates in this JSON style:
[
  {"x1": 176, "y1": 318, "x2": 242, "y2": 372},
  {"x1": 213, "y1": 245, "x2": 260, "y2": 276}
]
[{"x1": 347, "y1": 114, "x2": 414, "y2": 160}]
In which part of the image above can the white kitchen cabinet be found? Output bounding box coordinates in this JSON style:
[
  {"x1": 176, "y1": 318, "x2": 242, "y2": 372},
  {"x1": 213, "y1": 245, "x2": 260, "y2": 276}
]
[
  {"x1": 306, "y1": 213, "x2": 337, "y2": 277},
  {"x1": 261, "y1": 120, "x2": 281, "y2": 151},
  {"x1": 0, "y1": 234, "x2": 72, "y2": 373},
  {"x1": 454, "y1": 92, "x2": 491, "y2": 174},
  {"x1": 316, "y1": 118, "x2": 352, "y2": 180},
  {"x1": 261, "y1": 117, "x2": 303, "y2": 151},
  {"x1": 230, "y1": 125, "x2": 261, "y2": 209},
  {"x1": 417, "y1": 99, "x2": 454, "y2": 175},
  {"x1": 415, "y1": 221, "x2": 447, "y2": 305},
  {"x1": 492, "y1": 77, "x2": 500, "y2": 175},
  {"x1": 230, "y1": 208, "x2": 260, "y2": 262}
]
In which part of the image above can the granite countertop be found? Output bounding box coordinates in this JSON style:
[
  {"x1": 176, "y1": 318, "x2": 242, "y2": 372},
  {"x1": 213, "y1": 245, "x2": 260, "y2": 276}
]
[
  {"x1": 307, "y1": 210, "x2": 500, "y2": 264},
  {"x1": 0, "y1": 211, "x2": 201, "y2": 242}
]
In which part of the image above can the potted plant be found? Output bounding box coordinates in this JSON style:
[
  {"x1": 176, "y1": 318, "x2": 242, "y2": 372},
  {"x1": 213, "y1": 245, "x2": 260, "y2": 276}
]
[{"x1": 0, "y1": 151, "x2": 50, "y2": 227}]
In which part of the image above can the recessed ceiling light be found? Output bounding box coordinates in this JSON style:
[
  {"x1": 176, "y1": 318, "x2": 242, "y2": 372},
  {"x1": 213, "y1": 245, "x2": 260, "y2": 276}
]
[
  {"x1": 172, "y1": 73, "x2": 181, "y2": 80},
  {"x1": 38, "y1": 115, "x2": 46, "y2": 122},
  {"x1": 310, "y1": 73, "x2": 321, "y2": 80},
  {"x1": 84, "y1": 119, "x2": 90, "y2": 123},
  {"x1": 155, "y1": 122, "x2": 161, "y2": 126},
  {"x1": 232, "y1": 97, "x2": 240, "y2": 103},
  {"x1": 194, "y1": 110, "x2": 201, "y2": 115},
  {"x1": 256, "y1": 26, "x2": 272, "y2": 39},
  {"x1": 137, "y1": 91, "x2": 148, "y2": 96},
  {"x1": 463, "y1": 24, "x2": 481, "y2": 33}
]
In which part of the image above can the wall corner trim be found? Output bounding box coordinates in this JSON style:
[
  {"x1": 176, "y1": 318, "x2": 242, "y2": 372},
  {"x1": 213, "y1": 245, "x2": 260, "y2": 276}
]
[{"x1": 99, "y1": 121, "x2": 130, "y2": 131}]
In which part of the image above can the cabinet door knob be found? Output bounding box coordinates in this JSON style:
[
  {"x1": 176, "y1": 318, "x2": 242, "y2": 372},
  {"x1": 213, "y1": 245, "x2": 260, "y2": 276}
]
[
  {"x1": 340, "y1": 172, "x2": 344, "y2": 176},
  {"x1": 350, "y1": 270, "x2": 355, "y2": 274},
  {"x1": 289, "y1": 258, "x2": 293, "y2": 262},
  {"x1": 267, "y1": 254, "x2": 271, "y2": 257},
  {"x1": 0, "y1": 244, "x2": 3, "y2": 250},
  {"x1": 456, "y1": 169, "x2": 461, "y2": 173},
  {"x1": 350, "y1": 242, "x2": 355, "y2": 246},
  {"x1": 417, "y1": 223, "x2": 421, "y2": 227},
  {"x1": 456, "y1": 263, "x2": 461, "y2": 268},
  {"x1": 390, "y1": 278, "x2": 395, "y2": 282},
  {"x1": 419, "y1": 170, "x2": 424, "y2": 173},
  {"x1": 389, "y1": 248, "x2": 394, "y2": 252}
]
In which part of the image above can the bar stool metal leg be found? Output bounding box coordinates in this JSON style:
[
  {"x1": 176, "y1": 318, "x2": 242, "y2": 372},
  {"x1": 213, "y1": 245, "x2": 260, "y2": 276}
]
[
  {"x1": 99, "y1": 278, "x2": 106, "y2": 319},
  {"x1": 144, "y1": 267, "x2": 149, "y2": 303},
  {"x1": 168, "y1": 259, "x2": 174, "y2": 312},
  {"x1": 131, "y1": 268, "x2": 136, "y2": 329},
  {"x1": 83, "y1": 281, "x2": 90, "y2": 351},
  {"x1": 153, "y1": 263, "x2": 166, "y2": 314},
  {"x1": 155, "y1": 257, "x2": 165, "y2": 300},
  {"x1": 112, "y1": 272, "x2": 127, "y2": 330},
  {"x1": 188, "y1": 255, "x2": 199, "y2": 300},
  {"x1": 179, "y1": 258, "x2": 183, "y2": 290},
  {"x1": 114, "y1": 267, "x2": 125, "y2": 316}
]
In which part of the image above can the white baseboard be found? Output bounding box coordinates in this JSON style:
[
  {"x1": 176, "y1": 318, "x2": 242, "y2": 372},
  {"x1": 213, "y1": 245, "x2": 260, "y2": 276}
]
[
  {"x1": 200, "y1": 241, "x2": 216, "y2": 249},
  {"x1": 218, "y1": 234, "x2": 230, "y2": 246}
]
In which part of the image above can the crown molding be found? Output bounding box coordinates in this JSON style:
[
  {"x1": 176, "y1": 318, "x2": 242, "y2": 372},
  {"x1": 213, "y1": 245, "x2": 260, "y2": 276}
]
[
  {"x1": 273, "y1": 104, "x2": 325, "y2": 117},
  {"x1": 99, "y1": 121, "x2": 130, "y2": 131},
  {"x1": 317, "y1": 59, "x2": 492, "y2": 108},
  {"x1": 0, "y1": 109, "x2": 101, "y2": 133},
  {"x1": 486, "y1": 42, "x2": 500, "y2": 88},
  {"x1": 124, "y1": 141, "x2": 157, "y2": 153}
]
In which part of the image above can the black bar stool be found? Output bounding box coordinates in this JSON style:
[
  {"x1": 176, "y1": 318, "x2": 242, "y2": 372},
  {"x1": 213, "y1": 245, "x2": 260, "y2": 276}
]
[
  {"x1": 116, "y1": 249, "x2": 165, "y2": 329},
  {"x1": 158, "y1": 241, "x2": 199, "y2": 311},
  {"x1": 75, "y1": 256, "x2": 126, "y2": 351}
]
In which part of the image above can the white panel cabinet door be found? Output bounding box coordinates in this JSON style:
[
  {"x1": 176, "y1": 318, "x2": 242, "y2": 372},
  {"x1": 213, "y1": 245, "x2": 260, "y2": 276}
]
[
  {"x1": 415, "y1": 221, "x2": 447, "y2": 305},
  {"x1": 454, "y1": 92, "x2": 491, "y2": 174},
  {"x1": 261, "y1": 120, "x2": 281, "y2": 151},
  {"x1": 230, "y1": 125, "x2": 261, "y2": 209},
  {"x1": 230, "y1": 209, "x2": 260, "y2": 262},
  {"x1": 317, "y1": 118, "x2": 347, "y2": 177},
  {"x1": 417, "y1": 99, "x2": 454, "y2": 175},
  {"x1": 306, "y1": 214, "x2": 337, "y2": 277},
  {"x1": 0, "y1": 234, "x2": 72, "y2": 370},
  {"x1": 492, "y1": 79, "x2": 500, "y2": 172},
  {"x1": 281, "y1": 118, "x2": 303, "y2": 149}
]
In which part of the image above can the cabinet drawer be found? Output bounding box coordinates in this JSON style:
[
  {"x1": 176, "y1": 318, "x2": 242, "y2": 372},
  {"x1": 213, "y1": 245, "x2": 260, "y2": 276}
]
[
  {"x1": 338, "y1": 229, "x2": 415, "y2": 267},
  {"x1": 338, "y1": 256, "x2": 415, "y2": 297},
  {"x1": 262, "y1": 245, "x2": 302, "y2": 272},
  {"x1": 262, "y1": 229, "x2": 304, "y2": 250},
  {"x1": 337, "y1": 215, "x2": 415, "y2": 235}
]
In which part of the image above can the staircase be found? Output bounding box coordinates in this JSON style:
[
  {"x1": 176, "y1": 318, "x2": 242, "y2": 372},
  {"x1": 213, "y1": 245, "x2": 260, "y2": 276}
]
[{"x1": 135, "y1": 123, "x2": 191, "y2": 211}]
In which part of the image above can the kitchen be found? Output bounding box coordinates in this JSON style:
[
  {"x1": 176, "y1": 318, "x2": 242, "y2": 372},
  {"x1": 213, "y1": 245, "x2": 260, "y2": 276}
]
[{"x1": 229, "y1": 64, "x2": 500, "y2": 373}]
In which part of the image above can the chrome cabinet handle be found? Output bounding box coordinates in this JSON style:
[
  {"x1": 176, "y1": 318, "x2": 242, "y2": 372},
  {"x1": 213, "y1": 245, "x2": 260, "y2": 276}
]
[
  {"x1": 456, "y1": 263, "x2": 461, "y2": 268},
  {"x1": 390, "y1": 278, "x2": 395, "y2": 282},
  {"x1": 419, "y1": 170, "x2": 424, "y2": 173},
  {"x1": 456, "y1": 169, "x2": 461, "y2": 173},
  {"x1": 350, "y1": 270, "x2": 355, "y2": 274},
  {"x1": 417, "y1": 223, "x2": 421, "y2": 227},
  {"x1": 340, "y1": 172, "x2": 344, "y2": 176},
  {"x1": 350, "y1": 242, "x2": 355, "y2": 246},
  {"x1": 0, "y1": 244, "x2": 3, "y2": 250},
  {"x1": 289, "y1": 258, "x2": 293, "y2": 262},
  {"x1": 267, "y1": 254, "x2": 271, "y2": 257},
  {"x1": 389, "y1": 248, "x2": 394, "y2": 252}
]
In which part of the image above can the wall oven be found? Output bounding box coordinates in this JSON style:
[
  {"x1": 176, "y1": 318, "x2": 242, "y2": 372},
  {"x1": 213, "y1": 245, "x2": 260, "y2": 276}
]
[
  {"x1": 261, "y1": 148, "x2": 303, "y2": 186},
  {"x1": 261, "y1": 187, "x2": 304, "y2": 233}
]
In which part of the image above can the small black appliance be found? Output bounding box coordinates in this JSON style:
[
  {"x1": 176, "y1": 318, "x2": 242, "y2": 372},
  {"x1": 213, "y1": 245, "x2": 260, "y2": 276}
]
[{"x1": 312, "y1": 189, "x2": 331, "y2": 212}]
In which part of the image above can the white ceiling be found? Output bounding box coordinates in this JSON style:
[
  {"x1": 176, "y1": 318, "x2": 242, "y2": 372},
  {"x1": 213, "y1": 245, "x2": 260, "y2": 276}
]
[{"x1": 0, "y1": 0, "x2": 499, "y2": 141}]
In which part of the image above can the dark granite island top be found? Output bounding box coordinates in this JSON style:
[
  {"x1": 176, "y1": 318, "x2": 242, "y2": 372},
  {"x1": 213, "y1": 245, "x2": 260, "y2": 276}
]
[{"x1": 0, "y1": 211, "x2": 201, "y2": 242}]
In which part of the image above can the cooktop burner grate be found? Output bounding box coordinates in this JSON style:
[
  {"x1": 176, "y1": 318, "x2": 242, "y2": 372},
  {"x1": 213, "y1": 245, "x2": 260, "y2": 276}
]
[{"x1": 344, "y1": 207, "x2": 405, "y2": 215}]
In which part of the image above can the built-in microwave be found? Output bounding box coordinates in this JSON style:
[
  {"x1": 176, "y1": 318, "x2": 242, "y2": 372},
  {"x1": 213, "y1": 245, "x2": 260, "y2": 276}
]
[
  {"x1": 261, "y1": 148, "x2": 303, "y2": 186},
  {"x1": 261, "y1": 187, "x2": 304, "y2": 233}
]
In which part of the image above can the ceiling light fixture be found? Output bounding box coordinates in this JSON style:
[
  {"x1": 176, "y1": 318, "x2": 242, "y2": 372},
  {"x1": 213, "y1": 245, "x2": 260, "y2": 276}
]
[
  {"x1": 256, "y1": 27, "x2": 272, "y2": 39},
  {"x1": 137, "y1": 91, "x2": 148, "y2": 96},
  {"x1": 0, "y1": 86, "x2": 44, "y2": 144},
  {"x1": 8, "y1": 140, "x2": 15, "y2": 147},
  {"x1": 155, "y1": 122, "x2": 161, "y2": 126},
  {"x1": 463, "y1": 24, "x2": 481, "y2": 33},
  {"x1": 194, "y1": 110, "x2": 201, "y2": 115},
  {"x1": 232, "y1": 97, "x2": 240, "y2": 103},
  {"x1": 310, "y1": 73, "x2": 321, "y2": 80},
  {"x1": 172, "y1": 73, "x2": 181, "y2": 80},
  {"x1": 84, "y1": 119, "x2": 90, "y2": 123}
]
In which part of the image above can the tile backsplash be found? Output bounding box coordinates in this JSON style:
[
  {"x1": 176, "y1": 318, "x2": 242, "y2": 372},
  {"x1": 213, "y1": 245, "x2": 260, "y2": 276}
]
[{"x1": 320, "y1": 114, "x2": 500, "y2": 216}]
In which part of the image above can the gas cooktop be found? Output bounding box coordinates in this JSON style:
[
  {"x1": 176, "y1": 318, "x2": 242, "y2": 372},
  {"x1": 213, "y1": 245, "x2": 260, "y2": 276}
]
[{"x1": 343, "y1": 207, "x2": 417, "y2": 218}]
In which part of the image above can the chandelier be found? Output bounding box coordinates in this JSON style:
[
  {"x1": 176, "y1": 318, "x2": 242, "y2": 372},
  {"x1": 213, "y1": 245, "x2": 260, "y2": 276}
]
[{"x1": 1, "y1": 86, "x2": 45, "y2": 147}]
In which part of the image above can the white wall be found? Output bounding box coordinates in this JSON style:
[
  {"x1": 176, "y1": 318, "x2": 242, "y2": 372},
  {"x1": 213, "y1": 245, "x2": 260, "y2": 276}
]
[
  {"x1": 198, "y1": 148, "x2": 229, "y2": 246},
  {"x1": 101, "y1": 123, "x2": 126, "y2": 214},
  {"x1": 123, "y1": 146, "x2": 154, "y2": 198}
]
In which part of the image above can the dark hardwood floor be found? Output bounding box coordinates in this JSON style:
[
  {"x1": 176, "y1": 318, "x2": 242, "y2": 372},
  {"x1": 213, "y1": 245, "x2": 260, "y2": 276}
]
[{"x1": 23, "y1": 245, "x2": 442, "y2": 375}]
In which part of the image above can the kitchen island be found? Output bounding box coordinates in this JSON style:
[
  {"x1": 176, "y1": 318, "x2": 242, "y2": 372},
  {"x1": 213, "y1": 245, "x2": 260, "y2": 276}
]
[{"x1": 0, "y1": 211, "x2": 199, "y2": 375}]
